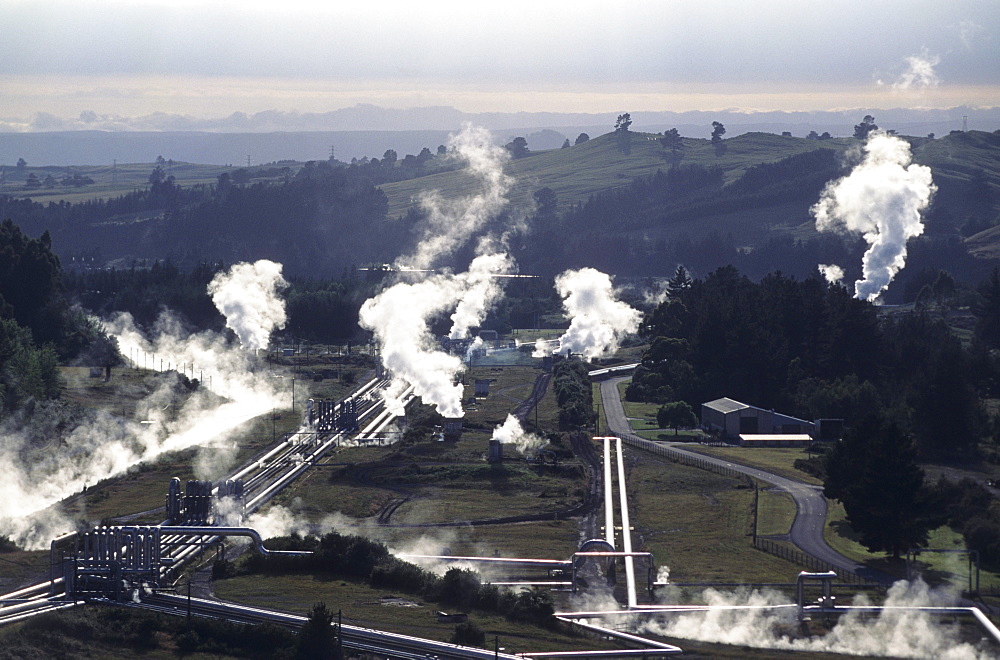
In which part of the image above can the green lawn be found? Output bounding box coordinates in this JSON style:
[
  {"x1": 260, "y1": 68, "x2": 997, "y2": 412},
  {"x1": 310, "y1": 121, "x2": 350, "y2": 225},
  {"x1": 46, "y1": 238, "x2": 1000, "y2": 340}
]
[
  {"x1": 626, "y1": 452, "x2": 805, "y2": 584},
  {"x1": 824, "y1": 500, "x2": 1000, "y2": 594},
  {"x1": 214, "y1": 573, "x2": 619, "y2": 655},
  {"x1": 616, "y1": 380, "x2": 703, "y2": 441},
  {"x1": 756, "y1": 488, "x2": 796, "y2": 537},
  {"x1": 686, "y1": 445, "x2": 823, "y2": 486},
  {"x1": 1, "y1": 161, "x2": 243, "y2": 205}
]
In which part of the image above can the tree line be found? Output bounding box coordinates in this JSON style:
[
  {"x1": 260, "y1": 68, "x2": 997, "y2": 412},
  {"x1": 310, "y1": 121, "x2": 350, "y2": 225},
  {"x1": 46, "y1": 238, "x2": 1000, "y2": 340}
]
[
  {"x1": 0, "y1": 220, "x2": 119, "y2": 417},
  {"x1": 630, "y1": 263, "x2": 1000, "y2": 561},
  {"x1": 630, "y1": 264, "x2": 998, "y2": 458},
  {"x1": 218, "y1": 530, "x2": 556, "y2": 631}
]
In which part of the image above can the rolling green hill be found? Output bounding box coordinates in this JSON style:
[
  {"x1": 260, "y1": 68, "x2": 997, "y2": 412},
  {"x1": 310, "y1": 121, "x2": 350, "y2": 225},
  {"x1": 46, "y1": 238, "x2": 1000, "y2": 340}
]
[
  {"x1": 379, "y1": 131, "x2": 850, "y2": 218},
  {"x1": 1, "y1": 129, "x2": 996, "y2": 287},
  {"x1": 0, "y1": 161, "x2": 234, "y2": 205},
  {"x1": 375, "y1": 130, "x2": 1000, "y2": 285}
]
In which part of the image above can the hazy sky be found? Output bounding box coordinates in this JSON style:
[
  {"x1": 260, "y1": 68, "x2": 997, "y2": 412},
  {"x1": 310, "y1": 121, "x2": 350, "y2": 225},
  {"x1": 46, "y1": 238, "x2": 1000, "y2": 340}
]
[{"x1": 1, "y1": 0, "x2": 998, "y2": 122}]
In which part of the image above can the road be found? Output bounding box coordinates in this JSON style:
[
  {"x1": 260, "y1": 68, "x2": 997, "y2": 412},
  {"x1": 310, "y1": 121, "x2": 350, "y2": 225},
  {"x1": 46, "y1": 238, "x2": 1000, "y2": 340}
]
[{"x1": 598, "y1": 377, "x2": 891, "y2": 584}]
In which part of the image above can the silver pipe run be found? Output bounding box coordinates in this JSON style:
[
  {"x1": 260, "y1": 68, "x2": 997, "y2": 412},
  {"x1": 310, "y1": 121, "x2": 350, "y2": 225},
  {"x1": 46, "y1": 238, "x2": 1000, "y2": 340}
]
[{"x1": 158, "y1": 527, "x2": 312, "y2": 557}]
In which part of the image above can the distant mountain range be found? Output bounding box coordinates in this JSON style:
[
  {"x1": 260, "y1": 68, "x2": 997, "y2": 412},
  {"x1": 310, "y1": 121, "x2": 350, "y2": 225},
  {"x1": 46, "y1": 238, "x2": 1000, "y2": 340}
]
[{"x1": 2, "y1": 105, "x2": 998, "y2": 166}]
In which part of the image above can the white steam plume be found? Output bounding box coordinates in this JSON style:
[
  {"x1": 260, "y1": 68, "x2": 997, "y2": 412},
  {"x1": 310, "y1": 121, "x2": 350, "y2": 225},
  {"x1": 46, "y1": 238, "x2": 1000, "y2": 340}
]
[
  {"x1": 464, "y1": 336, "x2": 485, "y2": 362},
  {"x1": 449, "y1": 252, "x2": 513, "y2": 340},
  {"x1": 817, "y1": 263, "x2": 845, "y2": 285},
  {"x1": 534, "y1": 268, "x2": 641, "y2": 359},
  {"x1": 359, "y1": 254, "x2": 511, "y2": 418},
  {"x1": 892, "y1": 50, "x2": 941, "y2": 90},
  {"x1": 245, "y1": 505, "x2": 323, "y2": 541},
  {"x1": 812, "y1": 133, "x2": 935, "y2": 302},
  {"x1": 404, "y1": 124, "x2": 512, "y2": 270},
  {"x1": 0, "y1": 311, "x2": 287, "y2": 549},
  {"x1": 643, "y1": 280, "x2": 672, "y2": 307},
  {"x1": 491, "y1": 414, "x2": 546, "y2": 454},
  {"x1": 362, "y1": 125, "x2": 519, "y2": 418},
  {"x1": 360, "y1": 275, "x2": 468, "y2": 418},
  {"x1": 640, "y1": 579, "x2": 991, "y2": 659},
  {"x1": 208, "y1": 260, "x2": 288, "y2": 351}
]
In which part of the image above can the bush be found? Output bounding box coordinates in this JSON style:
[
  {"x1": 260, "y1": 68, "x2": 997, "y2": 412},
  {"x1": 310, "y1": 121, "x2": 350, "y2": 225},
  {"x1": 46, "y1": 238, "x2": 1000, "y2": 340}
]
[
  {"x1": 964, "y1": 516, "x2": 1000, "y2": 565},
  {"x1": 297, "y1": 602, "x2": 340, "y2": 660},
  {"x1": 552, "y1": 359, "x2": 596, "y2": 430},
  {"x1": 793, "y1": 457, "x2": 826, "y2": 480},
  {"x1": 212, "y1": 557, "x2": 238, "y2": 579},
  {"x1": 437, "y1": 568, "x2": 482, "y2": 610},
  {"x1": 451, "y1": 621, "x2": 486, "y2": 647},
  {"x1": 370, "y1": 559, "x2": 436, "y2": 593},
  {"x1": 0, "y1": 535, "x2": 18, "y2": 553},
  {"x1": 509, "y1": 587, "x2": 556, "y2": 627}
]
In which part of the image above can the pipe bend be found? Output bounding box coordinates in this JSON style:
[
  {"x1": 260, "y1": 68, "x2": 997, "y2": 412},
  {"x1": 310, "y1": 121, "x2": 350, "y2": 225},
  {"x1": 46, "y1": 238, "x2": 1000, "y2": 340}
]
[{"x1": 158, "y1": 526, "x2": 313, "y2": 557}]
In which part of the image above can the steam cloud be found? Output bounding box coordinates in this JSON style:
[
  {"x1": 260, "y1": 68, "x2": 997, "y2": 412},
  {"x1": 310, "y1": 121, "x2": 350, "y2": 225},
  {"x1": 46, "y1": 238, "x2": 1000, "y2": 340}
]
[
  {"x1": 639, "y1": 579, "x2": 992, "y2": 659},
  {"x1": 535, "y1": 268, "x2": 641, "y2": 359},
  {"x1": 208, "y1": 259, "x2": 288, "y2": 351},
  {"x1": 812, "y1": 133, "x2": 935, "y2": 302},
  {"x1": 359, "y1": 276, "x2": 469, "y2": 418},
  {"x1": 0, "y1": 271, "x2": 291, "y2": 549},
  {"x1": 404, "y1": 124, "x2": 513, "y2": 270},
  {"x1": 449, "y1": 253, "x2": 513, "y2": 340},
  {"x1": 491, "y1": 414, "x2": 546, "y2": 454},
  {"x1": 817, "y1": 263, "x2": 844, "y2": 285},
  {"x1": 361, "y1": 125, "x2": 519, "y2": 418},
  {"x1": 892, "y1": 50, "x2": 941, "y2": 90},
  {"x1": 958, "y1": 21, "x2": 984, "y2": 51}
]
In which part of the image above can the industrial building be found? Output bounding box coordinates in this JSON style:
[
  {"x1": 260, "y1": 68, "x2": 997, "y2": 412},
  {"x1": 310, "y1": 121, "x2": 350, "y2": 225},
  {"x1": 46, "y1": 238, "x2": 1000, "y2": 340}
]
[{"x1": 701, "y1": 397, "x2": 816, "y2": 442}]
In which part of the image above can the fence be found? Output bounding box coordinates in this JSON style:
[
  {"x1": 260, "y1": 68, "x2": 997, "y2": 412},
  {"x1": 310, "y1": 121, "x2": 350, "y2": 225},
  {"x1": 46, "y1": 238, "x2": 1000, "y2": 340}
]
[
  {"x1": 752, "y1": 537, "x2": 876, "y2": 586},
  {"x1": 620, "y1": 433, "x2": 747, "y2": 480},
  {"x1": 619, "y1": 433, "x2": 880, "y2": 588}
]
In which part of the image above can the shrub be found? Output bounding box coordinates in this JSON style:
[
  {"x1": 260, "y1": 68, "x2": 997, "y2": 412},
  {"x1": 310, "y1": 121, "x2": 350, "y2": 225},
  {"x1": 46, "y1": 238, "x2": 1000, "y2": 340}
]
[
  {"x1": 451, "y1": 621, "x2": 486, "y2": 647},
  {"x1": 437, "y1": 568, "x2": 481, "y2": 610},
  {"x1": 212, "y1": 557, "x2": 238, "y2": 579},
  {"x1": 370, "y1": 559, "x2": 437, "y2": 593},
  {"x1": 793, "y1": 457, "x2": 826, "y2": 479},
  {"x1": 0, "y1": 535, "x2": 18, "y2": 553}
]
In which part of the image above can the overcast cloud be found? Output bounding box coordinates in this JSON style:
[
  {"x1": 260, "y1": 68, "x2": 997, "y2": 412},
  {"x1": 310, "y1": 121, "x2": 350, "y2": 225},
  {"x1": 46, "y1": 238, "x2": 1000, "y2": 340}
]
[{"x1": 0, "y1": 0, "x2": 997, "y2": 122}]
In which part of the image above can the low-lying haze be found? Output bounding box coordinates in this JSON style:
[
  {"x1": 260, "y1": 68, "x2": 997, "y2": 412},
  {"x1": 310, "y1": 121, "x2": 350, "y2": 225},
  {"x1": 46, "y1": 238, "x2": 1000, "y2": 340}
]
[{"x1": 1, "y1": 0, "x2": 997, "y2": 125}]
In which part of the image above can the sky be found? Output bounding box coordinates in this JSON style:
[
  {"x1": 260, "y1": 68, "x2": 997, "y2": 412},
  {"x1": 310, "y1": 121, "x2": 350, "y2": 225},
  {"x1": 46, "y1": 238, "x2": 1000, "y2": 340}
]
[{"x1": 1, "y1": 0, "x2": 998, "y2": 125}]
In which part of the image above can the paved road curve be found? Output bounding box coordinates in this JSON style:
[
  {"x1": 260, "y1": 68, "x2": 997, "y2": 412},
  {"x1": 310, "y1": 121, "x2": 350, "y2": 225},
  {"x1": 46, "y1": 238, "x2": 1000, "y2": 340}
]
[{"x1": 599, "y1": 377, "x2": 891, "y2": 584}]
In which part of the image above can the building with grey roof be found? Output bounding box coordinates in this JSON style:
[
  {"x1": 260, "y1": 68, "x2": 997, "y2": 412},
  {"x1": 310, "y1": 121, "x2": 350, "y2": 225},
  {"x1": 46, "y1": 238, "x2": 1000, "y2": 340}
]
[{"x1": 701, "y1": 397, "x2": 815, "y2": 440}]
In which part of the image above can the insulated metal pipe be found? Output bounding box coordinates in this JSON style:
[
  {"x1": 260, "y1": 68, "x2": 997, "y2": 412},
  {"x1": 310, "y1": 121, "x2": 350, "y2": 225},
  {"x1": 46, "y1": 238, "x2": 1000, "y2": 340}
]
[
  {"x1": 158, "y1": 526, "x2": 313, "y2": 557},
  {"x1": 615, "y1": 438, "x2": 638, "y2": 608},
  {"x1": 554, "y1": 617, "x2": 683, "y2": 653},
  {"x1": 603, "y1": 438, "x2": 615, "y2": 548}
]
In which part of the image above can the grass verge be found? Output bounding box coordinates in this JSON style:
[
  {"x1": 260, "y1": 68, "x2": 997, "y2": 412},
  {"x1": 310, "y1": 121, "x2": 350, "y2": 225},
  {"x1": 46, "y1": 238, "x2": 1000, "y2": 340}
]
[
  {"x1": 685, "y1": 446, "x2": 823, "y2": 486},
  {"x1": 626, "y1": 450, "x2": 806, "y2": 584}
]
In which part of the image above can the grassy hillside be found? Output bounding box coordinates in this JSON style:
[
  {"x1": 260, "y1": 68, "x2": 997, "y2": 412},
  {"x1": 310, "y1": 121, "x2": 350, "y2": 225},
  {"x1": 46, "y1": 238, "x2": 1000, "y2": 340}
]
[
  {"x1": 2, "y1": 129, "x2": 996, "y2": 284},
  {"x1": 379, "y1": 131, "x2": 849, "y2": 218},
  {"x1": 0, "y1": 162, "x2": 234, "y2": 204},
  {"x1": 914, "y1": 130, "x2": 1000, "y2": 187}
]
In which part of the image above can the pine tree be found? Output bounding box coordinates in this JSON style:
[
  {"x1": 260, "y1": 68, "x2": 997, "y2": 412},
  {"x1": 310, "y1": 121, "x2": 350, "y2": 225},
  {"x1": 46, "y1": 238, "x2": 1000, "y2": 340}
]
[{"x1": 824, "y1": 415, "x2": 942, "y2": 559}]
